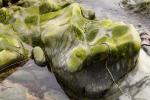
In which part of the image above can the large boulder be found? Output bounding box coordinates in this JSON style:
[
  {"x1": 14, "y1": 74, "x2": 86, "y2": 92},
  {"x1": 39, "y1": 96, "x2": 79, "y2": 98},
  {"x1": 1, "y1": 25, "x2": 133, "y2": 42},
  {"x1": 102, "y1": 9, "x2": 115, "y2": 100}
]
[{"x1": 40, "y1": 2, "x2": 141, "y2": 99}]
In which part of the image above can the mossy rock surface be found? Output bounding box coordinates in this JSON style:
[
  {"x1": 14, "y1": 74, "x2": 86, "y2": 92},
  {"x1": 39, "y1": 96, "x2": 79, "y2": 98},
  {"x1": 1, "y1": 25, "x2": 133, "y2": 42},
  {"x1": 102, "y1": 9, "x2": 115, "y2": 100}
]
[
  {"x1": 39, "y1": 2, "x2": 141, "y2": 99},
  {"x1": 0, "y1": 24, "x2": 29, "y2": 68},
  {"x1": 32, "y1": 46, "x2": 46, "y2": 66}
]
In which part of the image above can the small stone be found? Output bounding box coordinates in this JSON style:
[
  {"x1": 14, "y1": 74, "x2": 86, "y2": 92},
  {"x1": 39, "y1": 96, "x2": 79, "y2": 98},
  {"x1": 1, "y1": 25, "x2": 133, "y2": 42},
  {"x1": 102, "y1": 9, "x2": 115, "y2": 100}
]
[
  {"x1": 32, "y1": 46, "x2": 46, "y2": 66},
  {"x1": 81, "y1": 7, "x2": 96, "y2": 20}
]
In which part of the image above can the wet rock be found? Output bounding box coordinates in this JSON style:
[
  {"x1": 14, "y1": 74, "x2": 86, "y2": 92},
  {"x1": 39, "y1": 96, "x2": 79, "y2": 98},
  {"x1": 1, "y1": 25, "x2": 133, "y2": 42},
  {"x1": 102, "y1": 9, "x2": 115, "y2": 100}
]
[
  {"x1": 0, "y1": 8, "x2": 12, "y2": 24},
  {"x1": 0, "y1": 24, "x2": 29, "y2": 69},
  {"x1": 106, "y1": 49, "x2": 150, "y2": 100},
  {"x1": 81, "y1": 6, "x2": 96, "y2": 20},
  {"x1": 39, "y1": 0, "x2": 74, "y2": 14},
  {"x1": 40, "y1": 1, "x2": 141, "y2": 99},
  {"x1": 142, "y1": 45, "x2": 150, "y2": 56},
  {"x1": 32, "y1": 46, "x2": 46, "y2": 66},
  {"x1": 140, "y1": 32, "x2": 150, "y2": 56}
]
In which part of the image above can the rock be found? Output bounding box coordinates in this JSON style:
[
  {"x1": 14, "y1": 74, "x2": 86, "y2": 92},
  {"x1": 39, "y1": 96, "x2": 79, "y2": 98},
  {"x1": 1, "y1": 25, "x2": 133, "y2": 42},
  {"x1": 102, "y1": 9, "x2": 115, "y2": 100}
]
[
  {"x1": 140, "y1": 32, "x2": 150, "y2": 56},
  {"x1": 39, "y1": 0, "x2": 74, "y2": 14},
  {"x1": 0, "y1": 7, "x2": 12, "y2": 24},
  {"x1": 40, "y1": 1, "x2": 141, "y2": 99},
  {"x1": 81, "y1": 6, "x2": 96, "y2": 20},
  {"x1": 0, "y1": 24, "x2": 29, "y2": 69},
  {"x1": 32, "y1": 46, "x2": 46, "y2": 66}
]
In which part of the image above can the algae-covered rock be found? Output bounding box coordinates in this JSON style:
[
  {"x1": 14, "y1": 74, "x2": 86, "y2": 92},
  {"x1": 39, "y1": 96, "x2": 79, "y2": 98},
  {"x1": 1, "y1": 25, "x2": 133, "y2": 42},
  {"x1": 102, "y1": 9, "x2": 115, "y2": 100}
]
[
  {"x1": 0, "y1": 7, "x2": 12, "y2": 24},
  {"x1": 40, "y1": 2, "x2": 141, "y2": 99},
  {"x1": 80, "y1": 6, "x2": 96, "y2": 20},
  {"x1": 0, "y1": 24, "x2": 28, "y2": 69},
  {"x1": 39, "y1": 0, "x2": 74, "y2": 14},
  {"x1": 0, "y1": 0, "x2": 75, "y2": 46},
  {"x1": 11, "y1": 6, "x2": 41, "y2": 46},
  {"x1": 32, "y1": 46, "x2": 46, "y2": 66}
]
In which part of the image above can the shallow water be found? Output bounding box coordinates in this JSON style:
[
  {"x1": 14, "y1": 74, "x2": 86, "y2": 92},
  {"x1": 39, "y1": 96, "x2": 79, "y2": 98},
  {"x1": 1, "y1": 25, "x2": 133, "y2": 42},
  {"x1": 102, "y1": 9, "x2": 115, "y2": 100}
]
[
  {"x1": 0, "y1": 0, "x2": 150, "y2": 100},
  {"x1": 0, "y1": 60, "x2": 69, "y2": 100}
]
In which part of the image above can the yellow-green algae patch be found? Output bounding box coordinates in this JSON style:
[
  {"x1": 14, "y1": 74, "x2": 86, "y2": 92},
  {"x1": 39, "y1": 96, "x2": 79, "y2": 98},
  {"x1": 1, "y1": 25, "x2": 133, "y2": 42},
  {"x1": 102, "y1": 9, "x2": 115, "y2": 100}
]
[{"x1": 67, "y1": 47, "x2": 87, "y2": 72}]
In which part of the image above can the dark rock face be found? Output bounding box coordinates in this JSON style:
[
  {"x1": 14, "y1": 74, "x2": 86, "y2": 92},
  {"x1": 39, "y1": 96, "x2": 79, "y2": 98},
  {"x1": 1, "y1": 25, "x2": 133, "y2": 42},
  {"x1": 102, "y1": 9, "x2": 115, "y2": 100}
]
[{"x1": 55, "y1": 56, "x2": 138, "y2": 99}]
